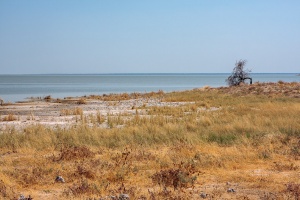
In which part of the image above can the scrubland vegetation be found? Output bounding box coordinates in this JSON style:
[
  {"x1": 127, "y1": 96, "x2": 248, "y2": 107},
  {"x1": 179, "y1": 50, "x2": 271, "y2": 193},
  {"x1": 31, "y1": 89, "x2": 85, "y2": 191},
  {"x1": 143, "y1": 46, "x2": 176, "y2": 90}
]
[{"x1": 0, "y1": 82, "x2": 299, "y2": 199}]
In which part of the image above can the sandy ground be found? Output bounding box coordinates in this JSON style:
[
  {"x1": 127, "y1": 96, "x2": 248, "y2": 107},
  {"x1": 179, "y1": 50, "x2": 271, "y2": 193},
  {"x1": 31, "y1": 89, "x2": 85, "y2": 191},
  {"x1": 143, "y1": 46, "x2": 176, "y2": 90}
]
[
  {"x1": 0, "y1": 97, "x2": 191, "y2": 131},
  {"x1": 1, "y1": 81, "x2": 299, "y2": 131}
]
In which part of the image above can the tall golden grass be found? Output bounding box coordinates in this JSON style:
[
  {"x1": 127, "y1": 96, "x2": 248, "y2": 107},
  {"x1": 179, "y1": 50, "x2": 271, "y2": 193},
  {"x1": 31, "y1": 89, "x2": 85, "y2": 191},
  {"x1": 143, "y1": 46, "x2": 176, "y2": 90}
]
[{"x1": 0, "y1": 83, "x2": 299, "y2": 199}]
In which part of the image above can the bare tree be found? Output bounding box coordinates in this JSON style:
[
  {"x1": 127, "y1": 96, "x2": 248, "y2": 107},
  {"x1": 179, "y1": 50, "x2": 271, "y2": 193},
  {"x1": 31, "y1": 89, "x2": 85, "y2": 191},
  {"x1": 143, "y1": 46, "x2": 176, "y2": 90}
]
[{"x1": 226, "y1": 60, "x2": 252, "y2": 86}]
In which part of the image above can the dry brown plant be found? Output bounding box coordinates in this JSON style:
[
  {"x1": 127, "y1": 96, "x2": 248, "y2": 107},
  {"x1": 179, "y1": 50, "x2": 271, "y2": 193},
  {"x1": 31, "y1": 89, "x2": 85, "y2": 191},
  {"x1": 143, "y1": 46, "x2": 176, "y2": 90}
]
[{"x1": 55, "y1": 145, "x2": 95, "y2": 161}]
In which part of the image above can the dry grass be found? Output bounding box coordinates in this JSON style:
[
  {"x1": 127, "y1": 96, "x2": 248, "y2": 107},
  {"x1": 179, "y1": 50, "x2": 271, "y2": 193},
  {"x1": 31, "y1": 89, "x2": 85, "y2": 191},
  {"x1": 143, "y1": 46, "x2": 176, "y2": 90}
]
[
  {"x1": 60, "y1": 108, "x2": 83, "y2": 116},
  {"x1": 1, "y1": 113, "x2": 17, "y2": 121},
  {"x1": 0, "y1": 82, "x2": 299, "y2": 199},
  {"x1": 77, "y1": 98, "x2": 86, "y2": 104},
  {"x1": 44, "y1": 95, "x2": 52, "y2": 101},
  {"x1": 87, "y1": 90, "x2": 164, "y2": 101}
]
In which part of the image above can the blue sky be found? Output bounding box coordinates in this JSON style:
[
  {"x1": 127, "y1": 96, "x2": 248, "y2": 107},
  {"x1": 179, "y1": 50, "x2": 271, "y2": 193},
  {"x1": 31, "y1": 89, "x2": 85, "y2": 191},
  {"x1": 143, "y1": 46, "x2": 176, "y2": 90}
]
[{"x1": 0, "y1": 1, "x2": 299, "y2": 74}]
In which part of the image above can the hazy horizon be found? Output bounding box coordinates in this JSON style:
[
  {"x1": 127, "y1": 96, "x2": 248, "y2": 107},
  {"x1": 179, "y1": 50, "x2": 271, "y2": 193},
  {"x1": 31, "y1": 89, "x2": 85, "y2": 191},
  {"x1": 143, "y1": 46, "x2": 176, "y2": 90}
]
[
  {"x1": 1, "y1": 1, "x2": 299, "y2": 74},
  {"x1": 1, "y1": 72, "x2": 300, "y2": 76}
]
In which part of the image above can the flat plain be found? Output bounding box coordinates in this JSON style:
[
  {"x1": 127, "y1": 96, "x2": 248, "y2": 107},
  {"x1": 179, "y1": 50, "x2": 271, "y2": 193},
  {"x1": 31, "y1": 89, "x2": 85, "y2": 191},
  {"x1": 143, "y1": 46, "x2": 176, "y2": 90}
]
[{"x1": 0, "y1": 81, "x2": 299, "y2": 199}]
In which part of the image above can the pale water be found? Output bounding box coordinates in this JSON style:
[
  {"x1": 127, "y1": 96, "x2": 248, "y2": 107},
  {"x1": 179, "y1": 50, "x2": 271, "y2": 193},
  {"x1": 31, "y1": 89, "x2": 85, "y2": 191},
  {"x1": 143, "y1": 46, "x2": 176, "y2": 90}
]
[{"x1": 0, "y1": 73, "x2": 299, "y2": 102}]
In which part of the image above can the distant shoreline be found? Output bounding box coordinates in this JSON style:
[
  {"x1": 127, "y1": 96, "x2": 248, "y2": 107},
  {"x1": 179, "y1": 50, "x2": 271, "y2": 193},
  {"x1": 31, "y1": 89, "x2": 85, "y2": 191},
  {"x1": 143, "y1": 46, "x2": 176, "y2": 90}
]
[
  {"x1": 0, "y1": 74, "x2": 299, "y2": 103},
  {"x1": 0, "y1": 72, "x2": 299, "y2": 76}
]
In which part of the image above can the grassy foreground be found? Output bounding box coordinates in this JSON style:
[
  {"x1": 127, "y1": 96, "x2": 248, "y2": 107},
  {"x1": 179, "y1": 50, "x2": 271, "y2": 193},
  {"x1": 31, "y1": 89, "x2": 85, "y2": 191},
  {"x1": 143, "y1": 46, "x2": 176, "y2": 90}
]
[{"x1": 0, "y1": 82, "x2": 300, "y2": 199}]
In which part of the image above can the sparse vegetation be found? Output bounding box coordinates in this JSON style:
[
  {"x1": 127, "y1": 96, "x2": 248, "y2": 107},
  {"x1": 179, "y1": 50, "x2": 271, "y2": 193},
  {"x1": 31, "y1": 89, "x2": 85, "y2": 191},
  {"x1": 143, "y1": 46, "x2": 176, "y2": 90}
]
[
  {"x1": 87, "y1": 90, "x2": 164, "y2": 101},
  {"x1": 77, "y1": 98, "x2": 87, "y2": 104},
  {"x1": 44, "y1": 95, "x2": 52, "y2": 102},
  {"x1": 60, "y1": 108, "x2": 83, "y2": 116},
  {"x1": 0, "y1": 82, "x2": 299, "y2": 199},
  {"x1": 1, "y1": 113, "x2": 17, "y2": 121}
]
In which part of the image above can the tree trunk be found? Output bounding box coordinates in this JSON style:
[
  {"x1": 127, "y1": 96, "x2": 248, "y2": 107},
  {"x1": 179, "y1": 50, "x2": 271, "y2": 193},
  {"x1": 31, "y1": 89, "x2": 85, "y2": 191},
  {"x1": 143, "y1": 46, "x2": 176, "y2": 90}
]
[{"x1": 243, "y1": 77, "x2": 252, "y2": 84}]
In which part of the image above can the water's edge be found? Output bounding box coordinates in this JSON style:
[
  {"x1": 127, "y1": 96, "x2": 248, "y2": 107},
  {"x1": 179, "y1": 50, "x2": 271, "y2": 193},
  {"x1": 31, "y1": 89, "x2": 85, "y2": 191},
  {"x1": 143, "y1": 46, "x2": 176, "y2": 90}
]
[{"x1": 0, "y1": 73, "x2": 299, "y2": 102}]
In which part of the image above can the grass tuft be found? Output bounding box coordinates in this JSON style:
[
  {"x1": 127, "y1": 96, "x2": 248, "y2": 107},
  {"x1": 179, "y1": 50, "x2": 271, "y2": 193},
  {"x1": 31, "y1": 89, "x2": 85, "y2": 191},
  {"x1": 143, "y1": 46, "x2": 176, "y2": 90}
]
[
  {"x1": 55, "y1": 145, "x2": 95, "y2": 161},
  {"x1": 2, "y1": 114, "x2": 17, "y2": 121}
]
